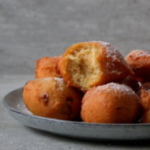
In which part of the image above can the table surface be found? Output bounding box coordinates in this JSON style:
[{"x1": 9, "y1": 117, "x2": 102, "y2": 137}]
[{"x1": 1, "y1": 75, "x2": 150, "y2": 150}]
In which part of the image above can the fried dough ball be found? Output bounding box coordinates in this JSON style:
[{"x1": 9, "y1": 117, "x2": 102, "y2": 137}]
[
  {"x1": 35, "y1": 56, "x2": 61, "y2": 78},
  {"x1": 23, "y1": 77, "x2": 82, "y2": 120},
  {"x1": 81, "y1": 83, "x2": 141, "y2": 123},
  {"x1": 125, "y1": 50, "x2": 150, "y2": 83},
  {"x1": 59, "y1": 41, "x2": 132, "y2": 91}
]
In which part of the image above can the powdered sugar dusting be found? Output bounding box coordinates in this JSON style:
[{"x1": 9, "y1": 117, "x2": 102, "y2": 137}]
[
  {"x1": 38, "y1": 77, "x2": 63, "y2": 82},
  {"x1": 54, "y1": 77, "x2": 64, "y2": 91},
  {"x1": 98, "y1": 41, "x2": 117, "y2": 53},
  {"x1": 45, "y1": 77, "x2": 65, "y2": 91},
  {"x1": 38, "y1": 77, "x2": 64, "y2": 91},
  {"x1": 98, "y1": 41, "x2": 110, "y2": 47},
  {"x1": 54, "y1": 77, "x2": 64, "y2": 83},
  {"x1": 95, "y1": 83, "x2": 136, "y2": 95},
  {"x1": 101, "y1": 42, "x2": 124, "y2": 61},
  {"x1": 93, "y1": 41, "x2": 121, "y2": 60},
  {"x1": 98, "y1": 41, "x2": 132, "y2": 75}
]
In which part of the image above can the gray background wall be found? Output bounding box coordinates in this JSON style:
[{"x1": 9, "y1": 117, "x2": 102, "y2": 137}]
[{"x1": 0, "y1": 0, "x2": 150, "y2": 75}]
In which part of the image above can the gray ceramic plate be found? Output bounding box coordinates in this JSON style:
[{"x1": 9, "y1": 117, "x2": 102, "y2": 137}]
[{"x1": 3, "y1": 88, "x2": 150, "y2": 141}]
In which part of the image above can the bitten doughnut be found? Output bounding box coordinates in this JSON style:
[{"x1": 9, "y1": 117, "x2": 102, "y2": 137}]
[
  {"x1": 125, "y1": 50, "x2": 150, "y2": 82},
  {"x1": 35, "y1": 56, "x2": 61, "y2": 78},
  {"x1": 59, "y1": 41, "x2": 132, "y2": 91},
  {"x1": 81, "y1": 83, "x2": 141, "y2": 123},
  {"x1": 23, "y1": 77, "x2": 82, "y2": 120}
]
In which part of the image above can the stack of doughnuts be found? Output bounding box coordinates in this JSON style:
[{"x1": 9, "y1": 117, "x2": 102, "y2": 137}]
[{"x1": 23, "y1": 41, "x2": 150, "y2": 123}]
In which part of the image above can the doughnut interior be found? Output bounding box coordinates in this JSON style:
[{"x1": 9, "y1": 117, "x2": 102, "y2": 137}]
[{"x1": 66, "y1": 45, "x2": 101, "y2": 90}]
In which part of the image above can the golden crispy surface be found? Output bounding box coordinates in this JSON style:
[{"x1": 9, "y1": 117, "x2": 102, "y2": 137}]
[
  {"x1": 23, "y1": 77, "x2": 82, "y2": 120},
  {"x1": 81, "y1": 83, "x2": 140, "y2": 123},
  {"x1": 35, "y1": 56, "x2": 61, "y2": 78}
]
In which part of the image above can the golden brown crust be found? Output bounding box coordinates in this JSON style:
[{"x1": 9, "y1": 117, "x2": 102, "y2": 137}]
[
  {"x1": 23, "y1": 77, "x2": 82, "y2": 120},
  {"x1": 81, "y1": 83, "x2": 141, "y2": 123},
  {"x1": 125, "y1": 50, "x2": 150, "y2": 83},
  {"x1": 59, "y1": 41, "x2": 132, "y2": 91},
  {"x1": 35, "y1": 56, "x2": 62, "y2": 78}
]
